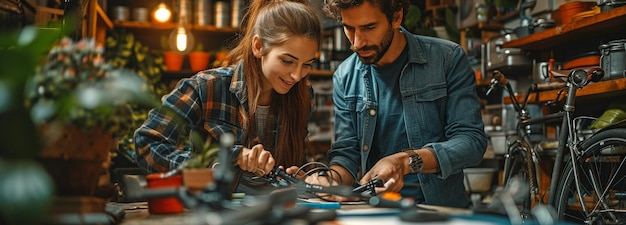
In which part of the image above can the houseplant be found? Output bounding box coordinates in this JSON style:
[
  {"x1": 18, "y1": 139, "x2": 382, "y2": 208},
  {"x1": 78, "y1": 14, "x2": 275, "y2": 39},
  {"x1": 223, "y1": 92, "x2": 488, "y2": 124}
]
[
  {"x1": 26, "y1": 36, "x2": 158, "y2": 200},
  {"x1": 179, "y1": 131, "x2": 221, "y2": 193},
  {"x1": 162, "y1": 35, "x2": 185, "y2": 71}
]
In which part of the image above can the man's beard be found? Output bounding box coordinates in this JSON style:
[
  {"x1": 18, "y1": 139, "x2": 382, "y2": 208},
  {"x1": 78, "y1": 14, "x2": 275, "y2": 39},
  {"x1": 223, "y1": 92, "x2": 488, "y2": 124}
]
[{"x1": 351, "y1": 27, "x2": 394, "y2": 65}]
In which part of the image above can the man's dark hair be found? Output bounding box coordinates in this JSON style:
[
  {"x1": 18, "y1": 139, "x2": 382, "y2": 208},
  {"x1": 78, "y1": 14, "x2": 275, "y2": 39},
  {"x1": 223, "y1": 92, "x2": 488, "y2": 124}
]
[{"x1": 323, "y1": 0, "x2": 410, "y2": 23}]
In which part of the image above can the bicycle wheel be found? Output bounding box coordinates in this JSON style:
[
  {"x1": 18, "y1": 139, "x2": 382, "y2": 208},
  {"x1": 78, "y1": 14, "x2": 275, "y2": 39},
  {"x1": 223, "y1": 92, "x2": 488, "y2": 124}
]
[{"x1": 554, "y1": 128, "x2": 626, "y2": 224}]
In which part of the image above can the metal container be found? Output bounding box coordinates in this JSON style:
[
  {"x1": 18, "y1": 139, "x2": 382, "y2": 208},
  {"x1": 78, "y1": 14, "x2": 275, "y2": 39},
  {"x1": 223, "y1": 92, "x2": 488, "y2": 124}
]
[
  {"x1": 231, "y1": 0, "x2": 244, "y2": 28},
  {"x1": 111, "y1": 6, "x2": 129, "y2": 22},
  {"x1": 195, "y1": 0, "x2": 212, "y2": 26},
  {"x1": 599, "y1": 39, "x2": 626, "y2": 80},
  {"x1": 214, "y1": 0, "x2": 230, "y2": 28},
  {"x1": 533, "y1": 60, "x2": 561, "y2": 83},
  {"x1": 532, "y1": 18, "x2": 555, "y2": 33},
  {"x1": 598, "y1": 0, "x2": 626, "y2": 12},
  {"x1": 179, "y1": 0, "x2": 191, "y2": 24},
  {"x1": 485, "y1": 33, "x2": 533, "y2": 76},
  {"x1": 132, "y1": 7, "x2": 148, "y2": 22}
]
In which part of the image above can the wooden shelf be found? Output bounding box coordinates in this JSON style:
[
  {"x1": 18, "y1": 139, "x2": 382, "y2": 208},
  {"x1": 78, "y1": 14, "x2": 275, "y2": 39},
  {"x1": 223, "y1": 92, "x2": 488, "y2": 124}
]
[
  {"x1": 310, "y1": 69, "x2": 333, "y2": 78},
  {"x1": 503, "y1": 6, "x2": 626, "y2": 50},
  {"x1": 504, "y1": 78, "x2": 626, "y2": 104},
  {"x1": 113, "y1": 21, "x2": 238, "y2": 33}
]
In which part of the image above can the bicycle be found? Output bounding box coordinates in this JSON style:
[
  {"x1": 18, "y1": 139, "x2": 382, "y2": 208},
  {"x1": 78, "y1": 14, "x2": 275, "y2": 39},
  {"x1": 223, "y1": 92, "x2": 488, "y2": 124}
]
[{"x1": 486, "y1": 67, "x2": 626, "y2": 224}]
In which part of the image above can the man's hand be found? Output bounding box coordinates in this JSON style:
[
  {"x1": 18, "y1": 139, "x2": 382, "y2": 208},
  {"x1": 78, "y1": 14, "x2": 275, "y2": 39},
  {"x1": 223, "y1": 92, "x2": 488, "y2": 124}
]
[
  {"x1": 360, "y1": 153, "x2": 407, "y2": 193},
  {"x1": 237, "y1": 144, "x2": 275, "y2": 176},
  {"x1": 303, "y1": 165, "x2": 359, "y2": 202}
]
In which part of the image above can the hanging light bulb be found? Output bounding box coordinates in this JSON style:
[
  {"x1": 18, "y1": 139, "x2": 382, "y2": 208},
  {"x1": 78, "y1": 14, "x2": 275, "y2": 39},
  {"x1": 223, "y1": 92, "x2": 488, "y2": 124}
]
[
  {"x1": 168, "y1": 16, "x2": 194, "y2": 54},
  {"x1": 151, "y1": 2, "x2": 171, "y2": 23},
  {"x1": 167, "y1": 0, "x2": 194, "y2": 54}
]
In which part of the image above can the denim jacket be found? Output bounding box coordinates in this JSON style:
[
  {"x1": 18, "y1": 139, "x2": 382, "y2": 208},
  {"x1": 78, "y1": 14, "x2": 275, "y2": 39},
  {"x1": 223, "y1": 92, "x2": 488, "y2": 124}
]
[{"x1": 328, "y1": 27, "x2": 488, "y2": 207}]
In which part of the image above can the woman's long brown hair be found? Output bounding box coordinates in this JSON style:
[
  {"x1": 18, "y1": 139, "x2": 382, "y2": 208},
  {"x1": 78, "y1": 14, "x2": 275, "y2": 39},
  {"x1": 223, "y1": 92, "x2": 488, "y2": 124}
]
[{"x1": 226, "y1": 0, "x2": 321, "y2": 167}]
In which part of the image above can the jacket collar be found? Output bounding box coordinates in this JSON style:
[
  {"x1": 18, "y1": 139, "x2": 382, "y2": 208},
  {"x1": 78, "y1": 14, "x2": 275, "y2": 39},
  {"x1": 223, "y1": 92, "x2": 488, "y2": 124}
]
[{"x1": 399, "y1": 26, "x2": 428, "y2": 64}]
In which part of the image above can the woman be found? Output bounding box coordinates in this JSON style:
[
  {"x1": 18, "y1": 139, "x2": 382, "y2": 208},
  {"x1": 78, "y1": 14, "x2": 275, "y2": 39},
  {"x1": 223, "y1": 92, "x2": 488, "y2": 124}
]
[{"x1": 134, "y1": 0, "x2": 321, "y2": 194}]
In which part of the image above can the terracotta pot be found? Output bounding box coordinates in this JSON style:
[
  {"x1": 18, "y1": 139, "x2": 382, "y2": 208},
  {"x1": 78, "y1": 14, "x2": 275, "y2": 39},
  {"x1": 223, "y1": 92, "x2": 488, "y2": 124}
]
[
  {"x1": 164, "y1": 51, "x2": 184, "y2": 71},
  {"x1": 189, "y1": 51, "x2": 211, "y2": 72},
  {"x1": 182, "y1": 168, "x2": 214, "y2": 193},
  {"x1": 146, "y1": 173, "x2": 184, "y2": 214}
]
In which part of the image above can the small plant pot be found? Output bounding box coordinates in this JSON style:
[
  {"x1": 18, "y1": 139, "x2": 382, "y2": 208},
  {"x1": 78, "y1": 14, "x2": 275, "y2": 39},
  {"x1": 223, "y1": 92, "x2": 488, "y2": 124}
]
[
  {"x1": 145, "y1": 173, "x2": 184, "y2": 214},
  {"x1": 164, "y1": 51, "x2": 184, "y2": 72},
  {"x1": 189, "y1": 51, "x2": 211, "y2": 72},
  {"x1": 182, "y1": 168, "x2": 214, "y2": 193}
]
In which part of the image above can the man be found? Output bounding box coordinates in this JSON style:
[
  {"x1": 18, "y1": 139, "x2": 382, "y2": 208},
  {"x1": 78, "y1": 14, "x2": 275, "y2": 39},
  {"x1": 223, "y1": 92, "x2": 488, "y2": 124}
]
[{"x1": 305, "y1": 0, "x2": 487, "y2": 208}]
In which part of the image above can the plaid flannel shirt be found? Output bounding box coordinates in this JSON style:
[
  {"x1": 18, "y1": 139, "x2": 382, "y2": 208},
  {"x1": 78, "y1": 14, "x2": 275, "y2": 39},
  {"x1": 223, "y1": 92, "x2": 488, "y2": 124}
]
[{"x1": 134, "y1": 62, "x2": 250, "y2": 173}]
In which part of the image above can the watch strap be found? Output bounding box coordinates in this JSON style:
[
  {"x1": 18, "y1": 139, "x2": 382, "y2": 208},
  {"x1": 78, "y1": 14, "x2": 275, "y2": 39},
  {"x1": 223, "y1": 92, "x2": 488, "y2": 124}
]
[{"x1": 403, "y1": 149, "x2": 423, "y2": 174}]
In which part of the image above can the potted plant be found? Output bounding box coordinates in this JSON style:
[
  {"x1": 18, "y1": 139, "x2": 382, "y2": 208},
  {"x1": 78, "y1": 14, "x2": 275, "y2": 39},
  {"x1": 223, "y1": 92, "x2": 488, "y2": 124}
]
[
  {"x1": 26, "y1": 36, "x2": 158, "y2": 203},
  {"x1": 180, "y1": 131, "x2": 221, "y2": 193},
  {"x1": 161, "y1": 36, "x2": 184, "y2": 71},
  {"x1": 188, "y1": 42, "x2": 211, "y2": 72}
]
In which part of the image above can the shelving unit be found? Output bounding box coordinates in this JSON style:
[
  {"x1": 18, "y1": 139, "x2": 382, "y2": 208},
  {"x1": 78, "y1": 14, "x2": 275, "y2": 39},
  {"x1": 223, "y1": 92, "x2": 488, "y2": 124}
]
[
  {"x1": 504, "y1": 78, "x2": 626, "y2": 105},
  {"x1": 110, "y1": 8, "x2": 334, "y2": 80},
  {"x1": 503, "y1": 6, "x2": 626, "y2": 51},
  {"x1": 113, "y1": 21, "x2": 237, "y2": 33},
  {"x1": 501, "y1": 6, "x2": 626, "y2": 104}
]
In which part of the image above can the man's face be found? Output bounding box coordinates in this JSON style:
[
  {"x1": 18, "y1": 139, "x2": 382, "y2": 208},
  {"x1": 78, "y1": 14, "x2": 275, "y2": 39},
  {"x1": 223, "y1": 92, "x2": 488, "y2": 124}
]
[{"x1": 340, "y1": 1, "x2": 394, "y2": 65}]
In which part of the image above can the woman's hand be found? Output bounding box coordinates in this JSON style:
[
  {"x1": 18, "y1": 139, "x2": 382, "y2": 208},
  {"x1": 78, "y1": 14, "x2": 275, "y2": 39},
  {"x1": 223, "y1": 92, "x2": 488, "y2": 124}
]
[
  {"x1": 284, "y1": 166, "x2": 305, "y2": 179},
  {"x1": 237, "y1": 144, "x2": 275, "y2": 176}
]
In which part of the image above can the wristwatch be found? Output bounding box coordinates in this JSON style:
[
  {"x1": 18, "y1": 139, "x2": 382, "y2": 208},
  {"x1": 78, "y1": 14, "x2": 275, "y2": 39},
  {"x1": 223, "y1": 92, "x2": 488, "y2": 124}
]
[{"x1": 404, "y1": 149, "x2": 423, "y2": 174}]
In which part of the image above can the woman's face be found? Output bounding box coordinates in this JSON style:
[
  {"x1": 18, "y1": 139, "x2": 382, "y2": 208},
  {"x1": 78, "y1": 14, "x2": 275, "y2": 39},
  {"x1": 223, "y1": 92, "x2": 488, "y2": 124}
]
[{"x1": 253, "y1": 36, "x2": 318, "y2": 95}]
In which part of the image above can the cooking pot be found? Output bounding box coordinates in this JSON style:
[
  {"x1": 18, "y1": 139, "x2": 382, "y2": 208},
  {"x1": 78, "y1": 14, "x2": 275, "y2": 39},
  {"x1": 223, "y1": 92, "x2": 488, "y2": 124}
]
[
  {"x1": 485, "y1": 33, "x2": 533, "y2": 76},
  {"x1": 532, "y1": 18, "x2": 556, "y2": 33}
]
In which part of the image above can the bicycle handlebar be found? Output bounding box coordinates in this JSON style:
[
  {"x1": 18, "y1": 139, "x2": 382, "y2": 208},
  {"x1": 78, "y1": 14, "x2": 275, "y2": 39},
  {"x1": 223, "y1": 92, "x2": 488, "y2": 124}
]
[{"x1": 489, "y1": 67, "x2": 605, "y2": 94}]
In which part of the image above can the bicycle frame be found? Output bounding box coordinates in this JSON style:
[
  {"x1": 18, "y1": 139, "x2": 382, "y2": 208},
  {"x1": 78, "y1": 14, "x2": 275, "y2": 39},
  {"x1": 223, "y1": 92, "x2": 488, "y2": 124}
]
[{"x1": 490, "y1": 68, "x2": 605, "y2": 213}]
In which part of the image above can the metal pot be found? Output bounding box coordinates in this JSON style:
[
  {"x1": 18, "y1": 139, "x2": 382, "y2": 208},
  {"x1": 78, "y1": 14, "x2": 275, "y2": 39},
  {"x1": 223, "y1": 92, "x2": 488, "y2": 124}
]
[
  {"x1": 532, "y1": 18, "x2": 556, "y2": 33},
  {"x1": 485, "y1": 33, "x2": 533, "y2": 76}
]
